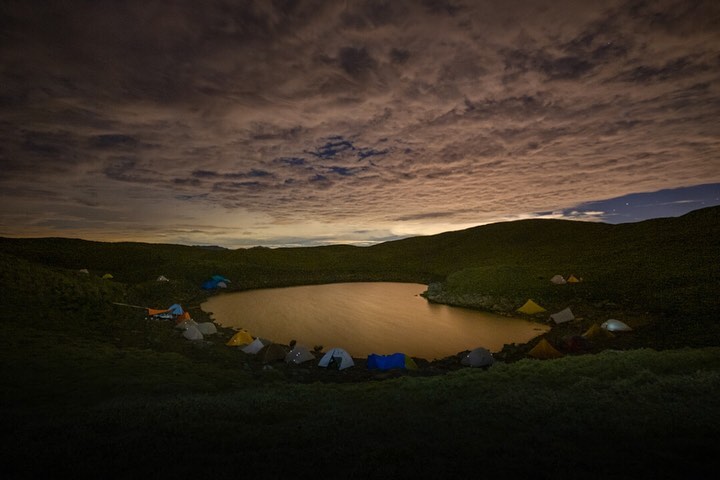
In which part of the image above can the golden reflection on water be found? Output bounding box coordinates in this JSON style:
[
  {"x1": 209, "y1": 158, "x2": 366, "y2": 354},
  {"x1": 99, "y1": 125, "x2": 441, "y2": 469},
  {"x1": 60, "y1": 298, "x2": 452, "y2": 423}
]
[{"x1": 202, "y1": 282, "x2": 548, "y2": 360}]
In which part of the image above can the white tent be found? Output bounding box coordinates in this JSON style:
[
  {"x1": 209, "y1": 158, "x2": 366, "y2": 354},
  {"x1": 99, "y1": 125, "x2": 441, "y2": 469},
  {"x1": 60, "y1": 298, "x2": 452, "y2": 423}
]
[
  {"x1": 285, "y1": 345, "x2": 316, "y2": 365},
  {"x1": 550, "y1": 275, "x2": 566, "y2": 285},
  {"x1": 157, "y1": 275, "x2": 169, "y2": 282},
  {"x1": 601, "y1": 319, "x2": 632, "y2": 332},
  {"x1": 79, "y1": 268, "x2": 89, "y2": 274},
  {"x1": 550, "y1": 307, "x2": 575, "y2": 324},
  {"x1": 183, "y1": 325, "x2": 204, "y2": 341},
  {"x1": 196, "y1": 322, "x2": 217, "y2": 335},
  {"x1": 175, "y1": 319, "x2": 198, "y2": 330},
  {"x1": 241, "y1": 338, "x2": 268, "y2": 354},
  {"x1": 216, "y1": 281, "x2": 228, "y2": 289},
  {"x1": 318, "y1": 348, "x2": 355, "y2": 370},
  {"x1": 460, "y1": 347, "x2": 495, "y2": 367}
]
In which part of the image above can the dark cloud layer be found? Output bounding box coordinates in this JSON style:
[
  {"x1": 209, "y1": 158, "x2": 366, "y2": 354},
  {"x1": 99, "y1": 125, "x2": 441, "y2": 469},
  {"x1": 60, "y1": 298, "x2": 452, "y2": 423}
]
[{"x1": 1, "y1": 0, "x2": 720, "y2": 246}]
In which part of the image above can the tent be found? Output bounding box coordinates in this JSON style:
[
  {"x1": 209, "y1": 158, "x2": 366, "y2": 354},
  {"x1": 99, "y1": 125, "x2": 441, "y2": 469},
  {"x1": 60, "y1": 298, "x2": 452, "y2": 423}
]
[
  {"x1": 196, "y1": 322, "x2": 217, "y2": 335},
  {"x1": 517, "y1": 299, "x2": 546, "y2": 314},
  {"x1": 157, "y1": 275, "x2": 169, "y2": 282},
  {"x1": 550, "y1": 307, "x2": 575, "y2": 324},
  {"x1": 285, "y1": 345, "x2": 316, "y2": 364},
  {"x1": 405, "y1": 356, "x2": 419, "y2": 370},
  {"x1": 216, "y1": 281, "x2": 228, "y2": 289},
  {"x1": 168, "y1": 304, "x2": 184, "y2": 315},
  {"x1": 79, "y1": 269, "x2": 89, "y2": 274},
  {"x1": 175, "y1": 311, "x2": 191, "y2": 322},
  {"x1": 460, "y1": 347, "x2": 495, "y2": 367},
  {"x1": 601, "y1": 319, "x2": 632, "y2": 332},
  {"x1": 567, "y1": 275, "x2": 581, "y2": 283},
  {"x1": 212, "y1": 275, "x2": 230, "y2": 283},
  {"x1": 318, "y1": 348, "x2": 355, "y2": 370},
  {"x1": 175, "y1": 319, "x2": 198, "y2": 330},
  {"x1": 527, "y1": 338, "x2": 563, "y2": 359},
  {"x1": 183, "y1": 325, "x2": 203, "y2": 341},
  {"x1": 582, "y1": 323, "x2": 614, "y2": 339},
  {"x1": 242, "y1": 338, "x2": 268, "y2": 354},
  {"x1": 147, "y1": 308, "x2": 171, "y2": 317},
  {"x1": 550, "y1": 275, "x2": 566, "y2": 285},
  {"x1": 367, "y1": 353, "x2": 413, "y2": 371},
  {"x1": 227, "y1": 330, "x2": 254, "y2": 346},
  {"x1": 257, "y1": 343, "x2": 288, "y2": 363},
  {"x1": 102, "y1": 273, "x2": 113, "y2": 279}
]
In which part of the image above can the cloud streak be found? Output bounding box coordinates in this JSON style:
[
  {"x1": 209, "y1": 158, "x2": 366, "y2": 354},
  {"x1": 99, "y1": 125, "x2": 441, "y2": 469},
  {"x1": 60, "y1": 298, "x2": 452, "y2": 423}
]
[{"x1": 1, "y1": 0, "x2": 720, "y2": 246}]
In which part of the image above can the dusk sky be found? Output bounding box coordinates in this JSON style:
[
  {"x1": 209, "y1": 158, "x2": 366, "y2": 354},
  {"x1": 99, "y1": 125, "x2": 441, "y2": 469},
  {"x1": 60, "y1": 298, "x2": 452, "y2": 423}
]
[{"x1": 1, "y1": 0, "x2": 719, "y2": 248}]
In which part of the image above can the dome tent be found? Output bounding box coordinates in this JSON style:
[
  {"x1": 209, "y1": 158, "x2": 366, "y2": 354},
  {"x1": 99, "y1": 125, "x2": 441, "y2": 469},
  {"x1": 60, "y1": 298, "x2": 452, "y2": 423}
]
[
  {"x1": 461, "y1": 347, "x2": 495, "y2": 367},
  {"x1": 602, "y1": 319, "x2": 632, "y2": 332},
  {"x1": 318, "y1": 348, "x2": 354, "y2": 370},
  {"x1": 285, "y1": 345, "x2": 316, "y2": 364}
]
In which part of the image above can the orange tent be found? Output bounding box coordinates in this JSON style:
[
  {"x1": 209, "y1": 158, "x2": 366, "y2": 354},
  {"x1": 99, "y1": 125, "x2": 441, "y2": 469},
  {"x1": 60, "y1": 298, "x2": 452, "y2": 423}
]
[{"x1": 147, "y1": 308, "x2": 171, "y2": 316}]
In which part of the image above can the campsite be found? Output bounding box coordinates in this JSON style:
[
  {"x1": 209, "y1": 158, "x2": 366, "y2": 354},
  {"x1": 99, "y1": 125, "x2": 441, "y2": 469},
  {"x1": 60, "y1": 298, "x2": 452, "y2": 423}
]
[{"x1": 1, "y1": 207, "x2": 720, "y2": 478}]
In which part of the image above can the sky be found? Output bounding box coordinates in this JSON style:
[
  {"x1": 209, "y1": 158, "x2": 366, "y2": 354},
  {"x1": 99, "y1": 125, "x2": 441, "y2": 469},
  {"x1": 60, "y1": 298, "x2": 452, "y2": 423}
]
[{"x1": 1, "y1": 0, "x2": 719, "y2": 248}]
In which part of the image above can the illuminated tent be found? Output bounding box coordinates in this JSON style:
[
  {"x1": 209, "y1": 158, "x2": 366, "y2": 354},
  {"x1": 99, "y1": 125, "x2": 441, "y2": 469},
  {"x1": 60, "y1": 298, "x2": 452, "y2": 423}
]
[
  {"x1": 460, "y1": 347, "x2": 495, "y2": 367},
  {"x1": 257, "y1": 343, "x2": 289, "y2": 363},
  {"x1": 102, "y1": 273, "x2": 113, "y2": 279},
  {"x1": 583, "y1": 323, "x2": 614, "y2": 339},
  {"x1": 183, "y1": 325, "x2": 203, "y2": 341},
  {"x1": 318, "y1": 348, "x2": 355, "y2": 370},
  {"x1": 367, "y1": 353, "x2": 417, "y2": 371},
  {"x1": 567, "y1": 275, "x2": 581, "y2": 283},
  {"x1": 242, "y1": 338, "x2": 269, "y2": 354},
  {"x1": 517, "y1": 299, "x2": 546, "y2": 314},
  {"x1": 196, "y1": 322, "x2": 217, "y2": 335},
  {"x1": 156, "y1": 275, "x2": 169, "y2": 282},
  {"x1": 550, "y1": 307, "x2": 575, "y2": 324},
  {"x1": 601, "y1": 319, "x2": 632, "y2": 332},
  {"x1": 285, "y1": 345, "x2": 316, "y2": 364},
  {"x1": 550, "y1": 275, "x2": 566, "y2": 285},
  {"x1": 227, "y1": 330, "x2": 254, "y2": 346},
  {"x1": 527, "y1": 338, "x2": 563, "y2": 359}
]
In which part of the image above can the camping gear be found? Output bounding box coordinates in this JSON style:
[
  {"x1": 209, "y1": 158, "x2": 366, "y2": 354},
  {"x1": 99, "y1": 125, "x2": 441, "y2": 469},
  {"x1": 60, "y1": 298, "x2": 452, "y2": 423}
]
[
  {"x1": 176, "y1": 311, "x2": 191, "y2": 322},
  {"x1": 79, "y1": 269, "x2": 89, "y2": 274},
  {"x1": 550, "y1": 275, "x2": 566, "y2": 284},
  {"x1": 527, "y1": 338, "x2": 563, "y2": 359},
  {"x1": 196, "y1": 322, "x2": 217, "y2": 335},
  {"x1": 183, "y1": 325, "x2": 203, "y2": 341},
  {"x1": 567, "y1": 275, "x2": 581, "y2": 283},
  {"x1": 460, "y1": 347, "x2": 495, "y2": 367},
  {"x1": 216, "y1": 281, "x2": 228, "y2": 289},
  {"x1": 102, "y1": 273, "x2": 113, "y2": 279},
  {"x1": 168, "y1": 304, "x2": 184, "y2": 315},
  {"x1": 318, "y1": 348, "x2": 354, "y2": 370},
  {"x1": 175, "y1": 319, "x2": 198, "y2": 330},
  {"x1": 285, "y1": 345, "x2": 316, "y2": 364},
  {"x1": 517, "y1": 299, "x2": 546, "y2": 314},
  {"x1": 601, "y1": 319, "x2": 632, "y2": 332},
  {"x1": 242, "y1": 338, "x2": 268, "y2": 354},
  {"x1": 156, "y1": 275, "x2": 169, "y2": 282},
  {"x1": 227, "y1": 330, "x2": 254, "y2": 346},
  {"x1": 582, "y1": 323, "x2": 614, "y2": 339},
  {"x1": 257, "y1": 343, "x2": 288, "y2": 363},
  {"x1": 367, "y1": 353, "x2": 413, "y2": 371},
  {"x1": 550, "y1": 307, "x2": 575, "y2": 324},
  {"x1": 212, "y1": 275, "x2": 230, "y2": 283}
]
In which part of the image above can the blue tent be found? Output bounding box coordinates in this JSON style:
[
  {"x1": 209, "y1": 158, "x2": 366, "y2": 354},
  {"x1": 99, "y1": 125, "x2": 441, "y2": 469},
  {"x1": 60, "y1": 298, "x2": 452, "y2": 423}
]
[
  {"x1": 211, "y1": 275, "x2": 230, "y2": 283},
  {"x1": 367, "y1": 353, "x2": 408, "y2": 371},
  {"x1": 202, "y1": 279, "x2": 219, "y2": 290},
  {"x1": 168, "y1": 304, "x2": 184, "y2": 315}
]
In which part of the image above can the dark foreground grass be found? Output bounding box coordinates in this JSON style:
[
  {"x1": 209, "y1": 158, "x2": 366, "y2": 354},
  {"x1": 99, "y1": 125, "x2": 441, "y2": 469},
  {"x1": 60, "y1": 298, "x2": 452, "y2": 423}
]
[{"x1": 3, "y1": 348, "x2": 719, "y2": 479}]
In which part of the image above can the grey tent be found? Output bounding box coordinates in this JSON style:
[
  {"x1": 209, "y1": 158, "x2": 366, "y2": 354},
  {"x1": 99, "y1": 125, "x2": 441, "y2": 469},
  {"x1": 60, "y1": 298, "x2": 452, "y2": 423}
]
[
  {"x1": 196, "y1": 322, "x2": 217, "y2": 335},
  {"x1": 242, "y1": 338, "x2": 269, "y2": 354},
  {"x1": 285, "y1": 345, "x2": 316, "y2": 365},
  {"x1": 601, "y1": 319, "x2": 632, "y2": 332},
  {"x1": 550, "y1": 307, "x2": 575, "y2": 324},
  {"x1": 461, "y1": 347, "x2": 495, "y2": 367},
  {"x1": 183, "y1": 325, "x2": 204, "y2": 341},
  {"x1": 550, "y1": 275, "x2": 566, "y2": 285},
  {"x1": 318, "y1": 348, "x2": 354, "y2": 370}
]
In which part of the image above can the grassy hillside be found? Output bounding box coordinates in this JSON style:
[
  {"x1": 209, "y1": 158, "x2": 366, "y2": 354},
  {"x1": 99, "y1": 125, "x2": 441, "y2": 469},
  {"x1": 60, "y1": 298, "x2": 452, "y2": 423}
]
[{"x1": 1, "y1": 207, "x2": 719, "y2": 478}]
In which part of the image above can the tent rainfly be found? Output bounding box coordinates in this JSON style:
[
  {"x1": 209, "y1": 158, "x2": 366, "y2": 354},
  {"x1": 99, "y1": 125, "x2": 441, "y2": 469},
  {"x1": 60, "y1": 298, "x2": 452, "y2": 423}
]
[
  {"x1": 601, "y1": 319, "x2": 632, "y2": 332},
  {"x1": 460, "y1": 347, "x2": 495, "y2": 367},
  {"x1": 183, "y1": 325, "x2": 204, "y2": 341},
  {"x1": 527, "y1": 338, "x2": 563, "y2": 359},
  {"x1": 318, "y1": 348, "x2": 355, "y2": 370},
  {"x1": 196, "y1": 322, "x2": 217, "y2": 335},
  {"x1": 550, "y1": 307, "x2": 575, "y2": 324},
  {"x1": 517, "y1": 299, "x2": 547, "y2": 314},
  {"x1": 285, "y1": 345, "x2": 316, "y2": 364},
  {"x1": 550, "y1": 275, "x2": 566, "y2": 285},
  {"x1": 227, "y1": 330, "x2": 254, "y2": 346}
]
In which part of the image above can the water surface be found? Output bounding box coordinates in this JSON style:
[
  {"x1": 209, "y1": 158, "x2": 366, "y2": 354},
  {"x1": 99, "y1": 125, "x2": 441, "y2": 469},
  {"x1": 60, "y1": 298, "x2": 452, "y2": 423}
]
[{"x1": 202, "y1": 282, "x2": 547, "y2": 360}]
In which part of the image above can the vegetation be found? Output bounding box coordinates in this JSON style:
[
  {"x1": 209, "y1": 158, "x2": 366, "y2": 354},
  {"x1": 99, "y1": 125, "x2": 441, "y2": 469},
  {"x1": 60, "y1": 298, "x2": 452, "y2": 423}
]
[{"x1": 1, "y1": 207, "x2": 719, "y2": 478}]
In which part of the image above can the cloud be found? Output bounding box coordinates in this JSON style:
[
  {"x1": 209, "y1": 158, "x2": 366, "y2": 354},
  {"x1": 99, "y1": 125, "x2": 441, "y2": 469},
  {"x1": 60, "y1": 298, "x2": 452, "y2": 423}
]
[{"x1": 1, "y1": 0, "x2": 720, "y2": 247}]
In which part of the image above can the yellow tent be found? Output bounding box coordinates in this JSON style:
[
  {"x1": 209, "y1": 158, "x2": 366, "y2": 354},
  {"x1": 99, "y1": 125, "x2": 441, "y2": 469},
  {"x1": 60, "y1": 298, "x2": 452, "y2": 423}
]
[
  {"x1": 517, "y1": 299, "x2": 546, "y2": 314},
  {"x1": 567, "y1": 275, "x2": 581, "y2": 283},
  {"x1": 102, "y1": 273, "x2": 114, "y2": 279},
  {"x1": 528, "y1": 338, "x2": 563, "y2": 359},
  {"x1": 226, "y1": 330, "x2": 254, "y2": 346},
  {"x1": 581, "y1": 323, "x2": 615, "y2": 339}
]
